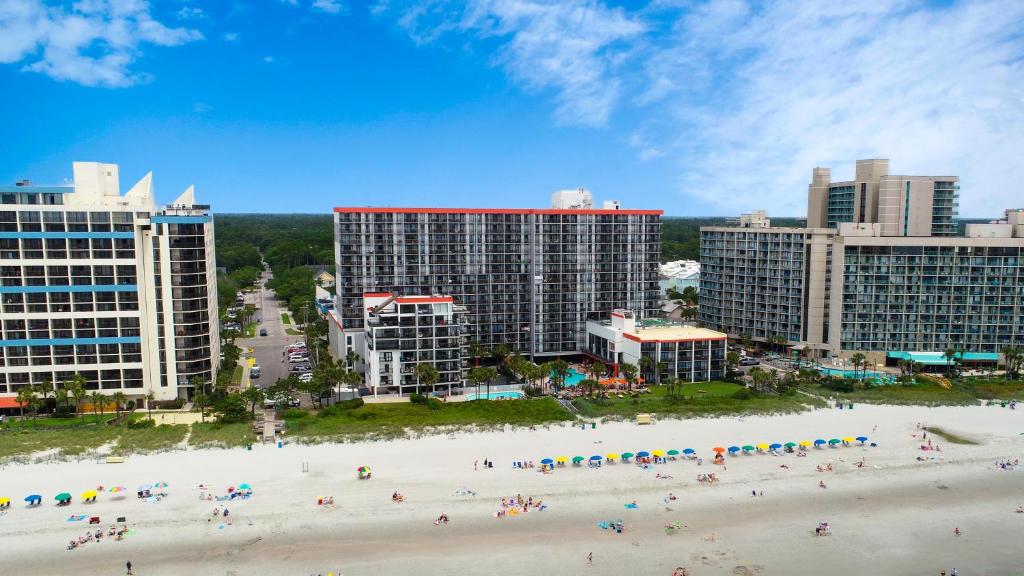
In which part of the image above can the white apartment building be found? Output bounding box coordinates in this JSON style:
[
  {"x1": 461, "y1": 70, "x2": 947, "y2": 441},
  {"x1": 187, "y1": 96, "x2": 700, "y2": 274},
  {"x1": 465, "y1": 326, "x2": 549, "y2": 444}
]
[{"x1": 0, "y1": 162, "x2": 219, "y2": 409}]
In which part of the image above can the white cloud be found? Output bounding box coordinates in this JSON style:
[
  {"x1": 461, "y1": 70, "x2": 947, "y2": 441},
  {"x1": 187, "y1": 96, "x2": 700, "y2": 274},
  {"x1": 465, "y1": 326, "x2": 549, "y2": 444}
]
[
  {"x1": 394, "y1": 0, "x2": 644, "y2": 127},
  {"x1": 262, "y1": 55, "x2": 275, "y2": 63},
  {"x1": 223, "y1": 32, "x2": 239, "y2": 43},
  {"x1": 192, "y1": 101, "x2": 212, "y2": 113},
  {"x1": 176, "y1": 6, "x2": 204, "y2": 20},
  {"x1": 0, "y1": 0, "x2": 202, "y2": 88},
  {"x1": 312, "y1": 0, "x2": 345, "y2": 14}
]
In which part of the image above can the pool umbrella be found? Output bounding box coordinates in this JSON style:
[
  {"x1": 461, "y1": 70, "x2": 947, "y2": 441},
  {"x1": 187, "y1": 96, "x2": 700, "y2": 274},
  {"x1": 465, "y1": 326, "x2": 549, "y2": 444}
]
[
  {"x1": 24, "y1": 495, "x2": 41, "y2": 505},
  {"x1": 769, "y1": 443, "x2": 782, "y2": 450},
  {"x1": 856, "y1": 436, "x2": 868, "y2": 444},
  {"x1": 667, "y1": 449, "x2": 680, "y2": 457},
  {"x1": 589, "y1": 455, "x2": 602, "y2": 462},
  {"x1": 755, "y1": 443, "x2": 769, "y2": 451},
  {"x1": 572, "y1": 456, "x2": 585, "y2": 464},
  {"x1": 109, "y1": 486, "x2": 126, "y2": 493},
  {"x1": 711, "y1": 447, "x2": 725, "y2": 453},
  {"x1": 813, "y1": 439, "x2": 826, "y2": 447},
  {"x1": 784, "y1": 442, "x2": 797, "y2": 448},
  {"x1": 727, "y1": 446, "x2": 740, "y2": 453},
  {"x1": 621, "y1": 452, "x2": 634, "y2": 461},
  {"x1": 55, "y1": 493, "x2": 71, "y2": 502},
  {"x1": 741, "y1": 445, "x2": 755, "y2": 452},
  {"x1": 651, "y1": 450, "x2": 665, "y2": 458},
  {"x1": 80, "y1": 490, "x2": 97, "y2": 500},
  {"x1": 637, "y1": 451, "x2": 651, "y2": 458},
  {"x1": 682, "y1": 448, "x2": 695, "y2": 455},
  {"x1": 605, "y1": 453, "x2": 619, "y2": 461},
  {"x1": 555, "y1": 456, "x2": 568, "y2": 464},
  {"x1": 540, "y1": 458, "x2": 554, "y2": 466}
]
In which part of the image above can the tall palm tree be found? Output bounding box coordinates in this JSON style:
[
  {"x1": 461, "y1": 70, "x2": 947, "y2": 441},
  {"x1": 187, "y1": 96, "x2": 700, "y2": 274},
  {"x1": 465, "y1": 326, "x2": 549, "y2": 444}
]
[
  {"x1": 638, "y1": 356, "x2": 652, "y2": 383},
  {"x1": 413, "y1": 363, "x2": 440, "y2": 396},
  {"x1": 111, "y1": 391, "x2": 128, "y2": 423},
  {"x1": 468, "y1": 341, "x2": 485, "y2": 368},
  {"x1": 89, "y1": 391, "x2": 105, "y2": 421},
  {"x1": 15, "y1": 386, "x2": 34, "y2": 427},
  {"x1": 621, "y1": 363, "x2": 639, "y2": 392},
  {"x1": 850, "y1": 353, "x2": 866, "y2": 380},
  {"x1": 656, "y1": 362, "x2": 668, "y2": 385},
  {"x1": 551, "y1": 359, "x2": 570, "y2": 391},
  {"x1": 943, "y1": 348, "x2": 956, "y2": 376},
  {"x1": 145, "y1": 392, "x2": 155, "y2": 421},
  {"x1": 66, "y1": 375, "x2": 86, "y2": 421}
]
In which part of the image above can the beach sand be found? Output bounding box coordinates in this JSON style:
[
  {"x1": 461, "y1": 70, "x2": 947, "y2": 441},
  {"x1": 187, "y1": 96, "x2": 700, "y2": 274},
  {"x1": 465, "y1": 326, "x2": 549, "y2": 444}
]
[{"x1": 2, "y1": 404, "x2": 1022, "y2": 575}]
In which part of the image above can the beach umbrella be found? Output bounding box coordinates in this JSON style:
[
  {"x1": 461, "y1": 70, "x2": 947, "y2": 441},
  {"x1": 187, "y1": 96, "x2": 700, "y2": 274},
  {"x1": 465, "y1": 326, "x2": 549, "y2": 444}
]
[
  {"x1": 589, "y1": 455, "x2": 602, "y2": 462},
  {"x1": 755, "y1": 443, "x2": 769, "y2": 451},
  {"x1": 769, "y1": 443, "x2": 782, "y2": 450},
  {"x1": 24, "y1": 495, "x2": 41, "y2": 504},
  {"x1": 667, "y1": 450, "x2": 680, "y2": 457},
  {"x1": 813, "y1": 439, "x2": 826, "y2": 446},
  {"x1": 798, "y1": 441, "x2": 812, "y2": 447},
  {"x1": 621, "y1": 452, "x2": 634, "y2": 461},
  {"x1": 828, "y1": 439, "x2": 841, "y2": 446},
  {"x1": 651, "y1": 450, "x2": 665, "y2": 457},
  {"x1": 683, "y1": 448, "x2": 695, "y2": 455},
  {"x1": 711, "y1": 447, "x2": 725, "y2": 453},
  {"x1": 109, "y1": 486, "x2": 126, "y2": 494},
  {"x1": 856, "y1": 436, "x2": 868, "y2": 444},
  {"x1": 137, "y1": 484, "x2": 152, "y2": 492},
  {"x1": 784, "y1": 442, "x2": 797, "y2": 448},
  {"x1": 357, "y1": 466, "x2": 370, "y2": 473},
  {"x1": 605, "y1": 453, "x2": 619, "y2": 461},
  {"x1": 238, "y1": 483, "x2": 252, "y2": 491},
  {"x1": 842, "y1": 437, "x2": 854, "y2": 444},
  {"x1": 80, "y1": 490, "x2": 97, "y2": 500},
  {"x1": 637, "y1": 451, "x2": 651, "y2": 458},
  {"x1": 55, "y1": 493, "x2": 71, "y2": 502},
  {"x1": 742, "y1": 445, "x2": 755, "y2": 452},
  {"x1": 153, "y1": 481, "x2": 169, "y2": 489},
  {"x1": 572, "y1": 456, "x2": 585, "y2": 464},
  {"x1": 555, "y1": 456, "x2": 568, "y2": 464},
  {"x1": 540, "y1": 458, "x2": 554, "y2": 466},
  {"x1": 0, "y1": 497, "x2": 9, "y2": 507},
  {"x1": 727, "y1": 446, "x2": 740, "y2": 453}
]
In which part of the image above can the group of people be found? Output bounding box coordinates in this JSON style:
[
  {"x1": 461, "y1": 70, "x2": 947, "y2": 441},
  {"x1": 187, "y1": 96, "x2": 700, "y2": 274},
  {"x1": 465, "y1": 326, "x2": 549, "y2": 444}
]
[
  {"x1": 512, "y1": 460, "x2": 535, "y2": 469},
  {"x1": 494, "y1": 494, "x2": 545, "y2": 518},
  {"x1": 317, "y1": 497, "x2": 335, "y2": 507},
  {"x1": 208, "y1": 506, "x2": 232, "y2": 525},
  {"x1": 391, "y1": 492, "x2": 405, "y2": 503},
  {"x1": 695, "y1": 473, "x2": 718, "y2": 485},
  {"x1": 67, "y1": 524, "x2": 128, "y2": 550},
  {"x1": 995, "y1": 459, "x2": 1019, "y2": 470},
  {"x1": 814, "y1": 522, "x2": 831, "y2": 536},
  {"x1": 433, "y1": 512, "x2": 450, "y2": 526},
  {"x1": 474, "y1": 458, "x2": 495, "y2": 470}
]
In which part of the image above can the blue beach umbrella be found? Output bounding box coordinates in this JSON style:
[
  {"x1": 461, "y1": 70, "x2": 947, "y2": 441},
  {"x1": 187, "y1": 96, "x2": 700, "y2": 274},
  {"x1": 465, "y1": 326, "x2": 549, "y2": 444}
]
[
  {"x1": 682, "y1": 448, "x2": 695, "y2": 455},
  {"x1": 813, "y1": 439, "x2": 827, "y2": 446},
  {"x1": 540, "y1": 458, "x2": 554, "y2": 466},
  {"x1": 589, "y1": 455, "x2": 602, "y2": 461},
  {"x1": 24, "y1": 495, "x2": 41, "y2": 504},
  {"x1": 769, "y1": 443, "x2": 782, "y2": 450},
  {"x1": 636, "y1": 451, "x2": 650, "y2": 458},
  {"x1": 727, "y1": 446, "x2": 740, "y2": 453},
  {"x1": 856, "y1": 436, "x2": 868, "y2": 444}
]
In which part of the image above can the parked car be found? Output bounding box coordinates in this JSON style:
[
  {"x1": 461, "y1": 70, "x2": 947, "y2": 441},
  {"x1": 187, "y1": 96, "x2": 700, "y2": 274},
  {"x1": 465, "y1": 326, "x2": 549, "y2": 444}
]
[
  {"x1": 259, "y1": 328, "x2": 268, "y2": 337},
  {"x1": 250, "y1": 365, "x2": 261, "y2": 378},
  {"x1": 739, "y1": 358, "x2": 760, "y2": 366},
  {"x1": 298, "y1": 373, "x2": 314, "y2": 383}
]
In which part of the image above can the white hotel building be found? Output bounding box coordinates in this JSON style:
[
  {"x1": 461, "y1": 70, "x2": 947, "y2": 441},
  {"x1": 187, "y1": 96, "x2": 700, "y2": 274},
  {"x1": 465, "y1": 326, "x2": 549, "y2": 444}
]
[{"x1": 0, "y1": 162, "x2": 219, "y2": 409}]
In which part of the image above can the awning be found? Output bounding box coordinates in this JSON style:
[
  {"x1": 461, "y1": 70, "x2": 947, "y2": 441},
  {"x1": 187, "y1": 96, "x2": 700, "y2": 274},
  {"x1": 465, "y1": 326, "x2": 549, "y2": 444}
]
[
  {"x1": 887, "y1": 351, "x2": 999, "y2": 365},
  {"x1": 0, "y1": 397, "x2": 26, "y2": 409}
]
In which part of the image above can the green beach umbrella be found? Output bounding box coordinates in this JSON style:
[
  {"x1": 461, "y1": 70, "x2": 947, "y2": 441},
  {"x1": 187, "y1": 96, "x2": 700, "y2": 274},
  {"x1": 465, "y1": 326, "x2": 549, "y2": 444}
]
[
  {"x1": 572, "y1": 456, "x2": 585, "y2": 464},
  {"x1": 667, "y1": 449, "x2": 680, "y2": 456},
  {"x1": 828, "y1": 438, "x2": 841, "y2": 445},
  {"x1": 55, "y1": 492, "x2": 71, "y2": 502},
  {"x1": 741, "y1": 445, "x2": 755, "y2": 452},
  {"x1": 784, "y1": 442, "x2": 797, "y2": 448}
]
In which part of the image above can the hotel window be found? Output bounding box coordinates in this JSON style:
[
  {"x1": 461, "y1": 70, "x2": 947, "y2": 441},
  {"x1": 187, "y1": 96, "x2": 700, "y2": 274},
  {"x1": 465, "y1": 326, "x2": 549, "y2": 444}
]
[
  {"x1": 89, "y1": 212, "x2": 111, "y2": 232},
  {"x1": 66, "y1": 211, "x2": 88, "y2": 232}
]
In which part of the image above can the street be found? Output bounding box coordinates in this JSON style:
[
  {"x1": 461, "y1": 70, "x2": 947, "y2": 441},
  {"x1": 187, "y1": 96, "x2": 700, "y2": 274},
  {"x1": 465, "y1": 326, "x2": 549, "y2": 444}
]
[{"x1": 235, "y1": 267, "x2": 305, "y2": 390}]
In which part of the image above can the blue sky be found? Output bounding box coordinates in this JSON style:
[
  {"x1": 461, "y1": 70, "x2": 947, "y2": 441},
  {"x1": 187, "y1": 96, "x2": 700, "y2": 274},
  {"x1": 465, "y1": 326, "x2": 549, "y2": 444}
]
[{"x1": 1, "y1": 1, "x2": 1022, "y2": 216}]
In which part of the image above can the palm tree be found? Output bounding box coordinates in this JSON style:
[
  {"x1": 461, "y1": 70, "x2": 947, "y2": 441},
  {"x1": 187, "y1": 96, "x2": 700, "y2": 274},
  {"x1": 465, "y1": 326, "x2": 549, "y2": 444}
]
[
  {"x1": 111, "y1": 391, "x2": 127, "y2": 423},
  {"x1": 850, "y1": 353, "x2": 866, "y2": 380},
  {"x1": 413, "y1": 363, "x2": 440, "y2": 396},
  {"x1": 468, "y1": 341, "x2": 485, "y2": 368},
  {"x1": 621, "y1": 363, "x2": 639, "y2": 392},
  {"x1": 15, "y1": 386, "x2": 34, "y2": 427},
  {"x1": 89, "y1": 391, "x2": 105, "y2": 421},
  {"x1": 145, "y1": 392, "x2": 155, "y2": 421},
  {"x1": 579, "y1": 378, "x2": 599, "y2": 399},
  {"x1": 467, "y1": 367, "x2": 486, "y2": 398},
  {"x1": 194, "y1": 393, "x2": 208, "y2": 423},
  {"x1": 656, "y1": 362, "x2": 668, "y2": 385},
  {"x1": 538, "y1": 361, "x2": 555, "y2": 393},
  {"x1": 638, "y1": 356, "x2": 652, "y2": 383},
  {"x1": 551, "y1": 359, "x2": 570, "y2": 391},
  {"x1": 54, "y1": 386, "x2": 69, "y2": 413},
  {"x1": 943, "y1": 348, "x2": 956, "y2": 376},
  {"x1": 726, "y1": 351, "x2": 740, "y2": 374},
  {"x1": 1002, "y1": 346, "x2": 1022, "y2": 379},
  {"x1": 240, "y1": 386, "x2": 265, "y2": 417},
  {"x1": 589, "y1": 360, "x2": 606, "y2": 382},
  {"x1": 66, "y1": 374, "x2": 86, "y2": 421}
]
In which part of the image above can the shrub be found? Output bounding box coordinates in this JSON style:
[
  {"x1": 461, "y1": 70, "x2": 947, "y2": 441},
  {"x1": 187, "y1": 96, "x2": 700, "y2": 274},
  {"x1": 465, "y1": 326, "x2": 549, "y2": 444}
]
[
  {"x1": 731, "y1": 388, "x2": 752, "y2": 400},
  {"x1": 426, "y1": 398, "x2": 442, "y2": 410},
  {"x1": 409, "y1": 393, "x2": 428, "y2": 405},
  {"x1": 318, "y1": 398, "x2": 364, "y2": 417},
  {"x1": 281, "y1": 408, "x2": 308, "y2": 420},
  {"x1": 821, "y1": 377, "x2": 855, "y2": 393},
  {"x1": 52, "y1": 406, "x2": 77, "y2": 419},
  {"x1": 127, "y1": 418, "x2": 155, "y2": 429},
  {"x1": 523, "y1": 386, "x2": 544, "y2": 398}
]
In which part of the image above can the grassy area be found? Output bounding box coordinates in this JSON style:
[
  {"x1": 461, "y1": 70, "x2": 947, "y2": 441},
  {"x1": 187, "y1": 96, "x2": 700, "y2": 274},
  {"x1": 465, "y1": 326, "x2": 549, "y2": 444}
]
[
  {"x1": 188, "y1": 422, "x2": 254, "y2": 449},
  {"x1": 284, "y1": 398, "x2": 574, "y2": 441},
  {"x1": 281, "y1": 312, "x2": 291, "y2": 324},
  {"x1": 243, "y1": 323, "x2": 257, "y2": 338},
  {"x1": 112, "y1": 424, "x2": 189, "y2": 454},
  {"x1": 958, "y1": 378, "x2": 1024, "y2": 400},
  {"x1": 230, "y1": 364, "x2": 244, "y2": 386},
  {"x1": 571, "y1": 383, "x2": 820, "y2": 418},
  {"x1": 802, "y1": 378, "x2": 979, "y2": 406},
  {"x1": 923, "y1": 426, "x2": 978, "y2": 445},
  {"x1": 285, "y1": 328, "x2": 304, "y2": 336}
]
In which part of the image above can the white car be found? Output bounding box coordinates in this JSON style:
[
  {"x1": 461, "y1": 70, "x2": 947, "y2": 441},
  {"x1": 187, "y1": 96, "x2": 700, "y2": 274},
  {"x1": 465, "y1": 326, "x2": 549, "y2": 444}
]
[
  {"x1": 298, "y1": 373, "x2": 314, "y2": 383},
  {"x1": 288, "y1": 354, "x2": 308, "y2": 363}
]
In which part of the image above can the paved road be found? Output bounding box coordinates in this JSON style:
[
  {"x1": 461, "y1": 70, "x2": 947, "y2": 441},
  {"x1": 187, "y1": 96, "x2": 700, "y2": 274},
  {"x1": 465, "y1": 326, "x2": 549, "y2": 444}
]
[{"x1": 236, "y1": 267, "x2": 306, "y2": 389}]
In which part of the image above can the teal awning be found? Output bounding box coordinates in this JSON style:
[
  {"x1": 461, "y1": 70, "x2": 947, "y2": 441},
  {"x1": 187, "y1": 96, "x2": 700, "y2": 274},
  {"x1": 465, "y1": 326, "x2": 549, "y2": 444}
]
[{"x1": 887, "y1": 351, "x2": 999, "y2": 365}]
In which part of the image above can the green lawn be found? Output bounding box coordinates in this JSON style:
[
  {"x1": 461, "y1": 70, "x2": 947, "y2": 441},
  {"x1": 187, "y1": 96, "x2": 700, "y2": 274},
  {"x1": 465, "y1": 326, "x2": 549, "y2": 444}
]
[
  {"x1": 959, "y1": 378, "x2": 1024, "y2": 400},
  {"x1": 243, "y1": 323, "x2": 257, "y2": 338},
  {"x1": 230, "y1": 365, "x2": 244, "y2": 386},
  {"x1": 285, "y1": 328, "x2": 304, "y2": 336},
  {"x1": 284, "y1": 397, "x2": 574, "y2": 441},
  {"x1": 572, "y1": 382, "x2": 821, "y2": 418},
  {"x1": 803, "y1": 378, "x2": 979, "y2": 406},
  {"x1": 188, "y1": 422, "x2": 254, "y2": 449},
  {"x1": 281, "y1": 312, "x2": 291, "y2": 324}
]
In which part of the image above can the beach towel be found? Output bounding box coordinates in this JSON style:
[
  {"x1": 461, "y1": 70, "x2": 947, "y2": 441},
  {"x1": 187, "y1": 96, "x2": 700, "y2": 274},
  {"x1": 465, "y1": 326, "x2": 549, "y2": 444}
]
[
  {"x1": 67, "y1": 515, "x2": 87, "y2": 522},
  {"x1": 624, "y1": 503, "x2": 639, "y2": 509},
  {"x1": 597, "y1": 521, "x2": 611, "y2": 529}
]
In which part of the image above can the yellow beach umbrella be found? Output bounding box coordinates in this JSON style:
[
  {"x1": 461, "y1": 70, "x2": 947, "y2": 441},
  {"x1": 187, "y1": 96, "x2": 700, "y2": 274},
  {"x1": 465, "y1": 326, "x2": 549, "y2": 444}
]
[
  {"x1": 755, "y1": 443, "x2": 769, "y2": 451},
  {"x1": 842, "y1": 437, "x2": 854, "y2": 443},
  {"x1": 798, "y1": 440, "x2": 812, "y2": 447},
  {"x1": 81, "y1": 490, "x2": 97, "y2": 500},
  {"x1": 651, "y1": 450, "x2": 665, "y2": 457},
  {"x1": 606, "y1": 453, "x2": 619, "y2": 460},
  {"x1": 555, "y1": 456, "x2": 568, "y2": 464},
  {"x1": 0, "y1": 497, "x2": 10, "y2": 506}
]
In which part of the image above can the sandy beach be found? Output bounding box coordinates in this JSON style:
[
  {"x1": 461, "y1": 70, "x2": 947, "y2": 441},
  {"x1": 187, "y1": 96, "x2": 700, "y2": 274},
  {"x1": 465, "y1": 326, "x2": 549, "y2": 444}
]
[{"x1": 2, "y1": 404, "x2": 1023, "y2": 575}]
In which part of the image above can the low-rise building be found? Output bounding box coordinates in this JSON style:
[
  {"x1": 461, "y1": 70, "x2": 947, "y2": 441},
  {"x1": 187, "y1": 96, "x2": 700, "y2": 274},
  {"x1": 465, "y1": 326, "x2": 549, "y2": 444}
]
[{"x1": 586, "y1": 311, "x2": 726, "y2": 383}]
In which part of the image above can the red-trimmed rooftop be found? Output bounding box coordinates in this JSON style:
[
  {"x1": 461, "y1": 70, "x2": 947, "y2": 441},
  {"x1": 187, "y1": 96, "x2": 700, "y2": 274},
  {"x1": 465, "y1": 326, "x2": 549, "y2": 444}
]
[{"x1": 334, "y1": 207, "x2": 663, "y2": 216}]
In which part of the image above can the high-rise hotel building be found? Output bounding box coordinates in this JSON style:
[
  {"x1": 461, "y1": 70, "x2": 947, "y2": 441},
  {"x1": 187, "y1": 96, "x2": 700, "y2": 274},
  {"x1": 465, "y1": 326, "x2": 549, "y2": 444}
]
[
  {"x1": 0, "y1": 162, "x2": 219, "y2": 407},
  {"x1": 700, "y1": 159, "x2": 1024, "y2": 366},
  {"x1": 328, "y1": 190, "x2": 661, "y2": 393}
]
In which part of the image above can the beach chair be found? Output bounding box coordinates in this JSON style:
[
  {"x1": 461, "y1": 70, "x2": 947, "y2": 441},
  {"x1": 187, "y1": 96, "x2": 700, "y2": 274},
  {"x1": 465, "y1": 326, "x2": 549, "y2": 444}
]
[{"x1": 89, "y1": 516, "x2": 101, "y2": 525}]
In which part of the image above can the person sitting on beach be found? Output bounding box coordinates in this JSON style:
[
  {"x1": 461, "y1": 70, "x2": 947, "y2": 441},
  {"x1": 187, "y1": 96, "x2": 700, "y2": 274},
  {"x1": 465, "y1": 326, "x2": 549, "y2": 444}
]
[{"x1": 819, "y1": 481, "x2": 826, "y2": 489}]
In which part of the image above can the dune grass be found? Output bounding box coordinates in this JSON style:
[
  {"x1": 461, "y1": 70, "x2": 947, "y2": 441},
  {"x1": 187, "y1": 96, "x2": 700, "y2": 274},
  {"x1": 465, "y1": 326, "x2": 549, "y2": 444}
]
[
  {"x1": 923, "y1": 426, "x2": 978, "y2": 445},
  {"x1": 187, "y1": 422, "x2": 254, "y2": 449},
  {"x1": 959, "y1": 378, "x2": 1024, "y2": 400},
  {"x1": 113, "y1": 425, "x2": 189, "y2": 454},
  {"x1": 804, "y1": 379, "x2": 978, "y2": 406},
  {"x1": 572, "y1": 383, "x2": 818, "y2": 418},
  {"x1": 284, "y1": 397, "x2": 573, "y2": 441}
]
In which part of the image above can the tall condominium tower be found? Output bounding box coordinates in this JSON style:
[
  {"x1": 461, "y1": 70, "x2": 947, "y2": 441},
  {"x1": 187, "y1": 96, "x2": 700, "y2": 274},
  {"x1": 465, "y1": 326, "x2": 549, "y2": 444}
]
[
  {"x1": 329, "y1": 190, "x2": 661, "y2": 379},
  {"x1": 0, "y1": 163, "x2": 218, "y2": 408},
  {"x1": 702, "y1": 158, "x2": 1023, "y2": 367}
]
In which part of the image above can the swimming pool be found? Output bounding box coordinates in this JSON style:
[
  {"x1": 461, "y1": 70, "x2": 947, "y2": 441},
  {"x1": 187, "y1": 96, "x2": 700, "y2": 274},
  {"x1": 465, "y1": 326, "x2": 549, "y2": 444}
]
[
  {"x1": 817, "y1": 366, "x2": 881, "y2": 379},
  {"x1": 466, "y1": 391, "x2": 525, "y2": 400},
  {"x1": 553, "y1": 367, "x2": 586, "y2": 387}
]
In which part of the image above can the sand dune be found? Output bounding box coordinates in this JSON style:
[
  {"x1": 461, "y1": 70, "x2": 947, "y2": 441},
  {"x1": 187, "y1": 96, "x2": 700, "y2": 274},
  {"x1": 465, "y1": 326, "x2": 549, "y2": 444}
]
[{"x1": 2, "y1": 404, "x2": 1022, "y2": 575}]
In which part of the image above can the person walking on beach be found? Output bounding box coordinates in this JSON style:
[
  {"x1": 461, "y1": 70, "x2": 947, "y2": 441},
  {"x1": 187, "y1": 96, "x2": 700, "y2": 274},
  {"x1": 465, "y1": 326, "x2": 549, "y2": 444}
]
[
  {"x1": 587, "y1": 552, "x2": 592, "y2": 565},
  {"x1": 474, "y1": 460, "x2": 478, "y2": 471},
  {"x1": 126, "y1": 560, "x2": 133, "y2": 575}
]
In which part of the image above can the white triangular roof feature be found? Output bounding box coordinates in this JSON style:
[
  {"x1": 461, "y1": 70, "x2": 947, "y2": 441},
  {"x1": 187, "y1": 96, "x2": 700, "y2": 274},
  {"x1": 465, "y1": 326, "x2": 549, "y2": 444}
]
[
  {"x1": 125, "y1": 172, "x2": 153, "y2": 200},
  {"x1": 172, "y1": 185, "x2": 196, "y2": 207}
]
